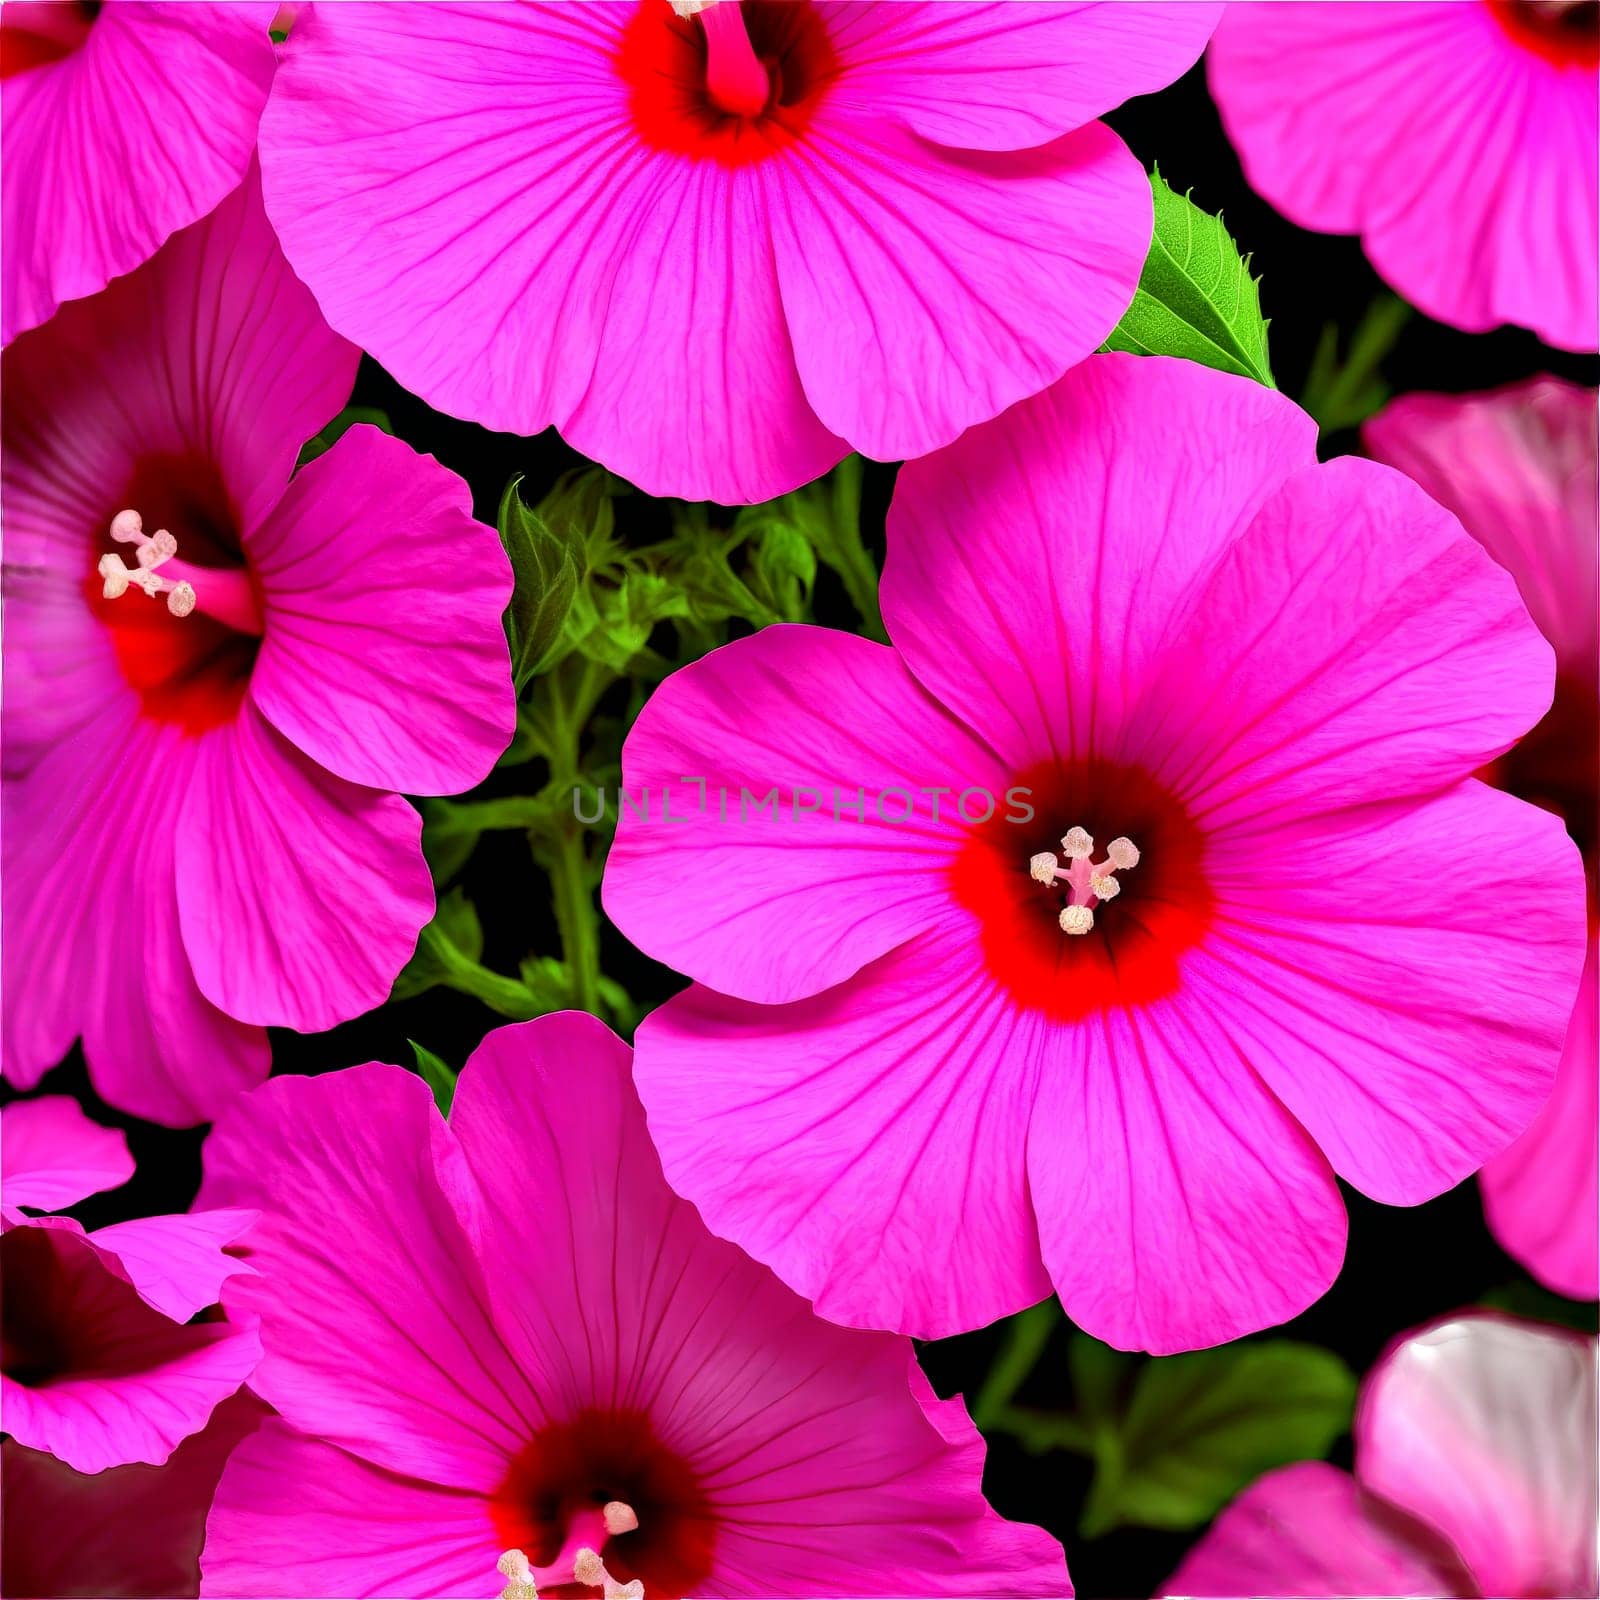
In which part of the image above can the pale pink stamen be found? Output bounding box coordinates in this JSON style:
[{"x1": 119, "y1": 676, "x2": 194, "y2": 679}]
[
  {"x1": 496, "y1": 1500, "x2": 644, "y2": 1600},
  {"x1": 96, "y1": 508, "x2": 263, "y2": 635},
  {"x1": 1028, "y1": 828, "x2": 1141, "y2": 936}
]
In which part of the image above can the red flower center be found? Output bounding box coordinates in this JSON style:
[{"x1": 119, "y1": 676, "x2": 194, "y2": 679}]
[
  {"x1": 1486, "y1": 0, "x2": 1600, "y2": 67},
  {"x1": 949, "y1": 758, "x2": 1214, "y2": 1021},
  {"x1": 0, "y1": 1, "x2": 96, "y2": 78},
  {"x1": 490, "y1": 1408, "x2": 715, "y2": 1600},
  {"x1": 86, "y1": 454, "x2": 260, "y2": 735},
  {"x1": 618, "y1": 0, "x2": 838, "y2": 166}
]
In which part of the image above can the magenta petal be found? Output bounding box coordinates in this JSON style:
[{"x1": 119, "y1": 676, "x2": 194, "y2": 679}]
[
  {"x1": 2, "y1": 1394, "x2": 267, "y2": 1600},
  {"x1": 0, "y1": 1095, "x2": 133, "y2": 1212},
  {"x1": 1204, "y1": 782, "x2": 1586, "y2": 1205},
  {"x1": 0, "y1": 1221, "x2": 260, "y2": 1474},
  {"x1": 89, "y1": 1209, "x2": 258, "y2": 1323},
  {"x1": 201, "y1": 1419, "x2": 500, "y2": 1600},
  {"x1": 177, "y1": 703, "x2": 433, "y2": 1032},
  {"x1": 882, "y1": 355, "x2": 1317, "y2": 766},
  {"x1": 199, "y1": 1065, "x2": 540, "y2": 1489},
  {"x1": 1356, "y1": 1314, "x2": 1599, "y2": 1598},
  {"x1": 819, "y1": 1, "x2": 1218, "y2": 150},
  {"x1": 1162, "y1": 1461, "x2": 1461, "y2": 1598},
  {"x1": 1, "y1": 2, "x2": 277, "y2": 344},
  {"x1": 1027, "y1": 991, "x2": 1347, "y2": 1354},
  {"x1": 248, "y1": 426, "x2": 515, "y2": 795},
  {"x1": 1482, "y1": 935, "x2": 1599, "y2": 1299},
  {"x1": 605, "y1": 625, "x2": 1007, "y2": 1004},
  {"x1": 632, "y1": 936, "x2": 1053, "y2": 1340},
  {"x1": 769, "y1": 117, "x2": 1149, "y2": 464}
]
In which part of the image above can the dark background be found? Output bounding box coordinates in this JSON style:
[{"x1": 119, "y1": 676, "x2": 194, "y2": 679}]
[{"x1": 11, "y1": 55, "x2": 1597, "y2": 1600}]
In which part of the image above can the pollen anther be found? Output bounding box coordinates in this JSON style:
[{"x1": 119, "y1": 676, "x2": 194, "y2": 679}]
[
  {"x1": 98, "y1": 508, "x2": 199, "y2": 618},
  {"x1": 1030, "y1": 825, "x2": 1141, "y2": 935}
]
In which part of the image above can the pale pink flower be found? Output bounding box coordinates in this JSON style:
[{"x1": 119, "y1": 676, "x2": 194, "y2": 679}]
[
  {"x1": 1366, "y1": 377, "x2": 1598, "y2": 1300},
  {"x1": 1165, "y1": 1313, "x2": 1599, "y2": 1598},
  {"x1": 1207, "y1": 2, "x2": 1599, "y2": 351},
  {"x1": 1, "y1": 167, "x2": 515, "y2": 1127},
  {"x1": 603, "y1": 354, "x2": 1588, "y2": 1350},
  {"x1": 254, "y1": 0, "x2": 1219, "y2": 503},
  {"x1": 1, "y1": 1, "x2": 277, "y2": 345},
  {"x1": 196, "y1": 1013, "x2": 1068, "y2": 1598}
]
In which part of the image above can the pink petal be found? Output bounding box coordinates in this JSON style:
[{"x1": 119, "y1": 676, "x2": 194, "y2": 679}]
[
  {"x1": 1161, "y1": 1461, "x2": 1463, "y2": 1598},
  {"x1": 1, "y1": 1394, "x2": 267, "y2": 1600},
  {"x1": 1356, "y1": 1314, "x2": 1599, "y2": 1598},
  {"x1": 0, "y1": 1095, "x2": 133, "y2": 1211},
  {"x1": 247, "y1": 426, "x2": 514, "y2": 795},
  {"x1": 1134, "y1": 454, "x2": 1560, "y2": 820},
  {"x1": 1364, "y1": 378, "x2": 1598, "y2": 671},
  {"x1": 201, "y1": 1419, "x2": 501, "y2": 1600},
  {"x1": 0, "y1": 1220, "x2": 260, "y2": 1474},
  {"x1": 1026, "y1": 989, "x2": 1347, "y2": 1354},
  {"x1": 604, "y1": 625, "x2": 1008, "y2": 1004},
  {"x1": 447, "y1": 1012, "x2": 1070, "y2": 1599},
  {"x1": 0, "y1": 2, "x2": 277, "y2": 344},
  {"x1": 1200, "y1": 782, "x2": 1586, "y2": 1205},
  {"x1": 2, "y1": 713, "x2": 270, "y2": 1127},
  {"x1": 881, "y1": 354, "x2": 1317, "y2": 768},
  {"x1": 631, "y1": 936, "x2": 1054, "y2": 1340},
  {"x1": 819, "y1": 1, "x2": 1219, "y2": 150},
  {"x1": 259, "y1": 2, "x2": 844, "y2": 504},
  {"x1": 768, "y1": 115, "x2": 1149, "y2": 463},
  {"x1": 1208, "y1": 4, "x2": 1599, "y2": 351},
  {"x1": 177, "y1": 702, "x2": 433, "y2": 1032},
  {"x1": 1481, "y1": 935, "x2": 1599, "y2": 1299},
  {"x1": 199, "y1": 1065, "x2": 539, "y2": 1490},
  {"x1": 90, "y1": 1209, "x2": 258, "y2": 1323}
]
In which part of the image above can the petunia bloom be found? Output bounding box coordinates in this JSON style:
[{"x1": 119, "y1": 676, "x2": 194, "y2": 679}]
[
  {"x1": 1366, "y1": 377, "x2": 1599, "y2": 1301},
  {"x1": 603, "y1": 353, "x2": 1588, "y2": 1351},
  {"x1": 196, "y1": 1013, "x2": 1068, "y2": 1599},
  {"x1": 254, "y1": 0, "x2": 1219, "y2": 504},
  {"x1": 1207, "y1": 2, "x2": 1599, "y2": 352},
  {"x1": 1, "y1": 166, "x2": 515, "y2": 1128},
  {"x1": 1, "y1": 1, "x2": 276, "y2": 345},
  {"x1": 0, "y1": 1095, "x2": 261, "y2": 1474},
  {"x1": 1164, "y1": 1313, "x2": 1599, "y2": 1598}
]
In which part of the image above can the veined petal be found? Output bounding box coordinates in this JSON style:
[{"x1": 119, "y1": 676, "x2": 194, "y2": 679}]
[{"x1": 0, "y1": 1096, "x2": 133, "y2": 1212}]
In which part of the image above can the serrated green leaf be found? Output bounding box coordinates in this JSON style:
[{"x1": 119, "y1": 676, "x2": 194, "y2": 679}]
[
  {"x1": 1079, "y1": 1341, "x2": 1355, "y2": 1538},
  {"x1": 297, "y1": 406, "x2": 393, "y2": 466},
  {"x1": 499, "y1": 476, "x2": 582, "y2": 691},
  {"x1": 409, "y1": 1040, "x2": 458, "y2": 1115},
  {"x1": 1102, "y1": 170, "x2": 1273, "y2": 387}
]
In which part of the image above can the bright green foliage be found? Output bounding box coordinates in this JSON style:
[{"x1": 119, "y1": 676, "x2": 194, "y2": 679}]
[
  {"x1": 409, "y1": 1040, "x2": 458, "y2": 1116},
  {"x1": 296, "y1": 405, "x2": 393, "y2": 466},
  {"x1": 499, "y1": 474, "x2": 584, "y2": 691},
  {"x1": 1102, "y1": 169, "x2": 1274, "y2": 387}
]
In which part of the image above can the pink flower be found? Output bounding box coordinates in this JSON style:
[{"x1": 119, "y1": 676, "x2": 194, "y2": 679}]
[
  {"x1": 253, "y1": 1, "x2": 1219, "y2": 504},
  {"x1": 1207, "y1": 2, "x2": 1599, "y2": 352},
  {"x1": 602, "y1": 354, "x2": 1588, "y2": 1351},
  {"x1": 0, "y1": 165, "x2": 515, "y2": 1128},
  {"x1": 0, "y1": 1095, "x2": 261, "y2": 1474},
  {"x1": 1, "y1": 1394, "x2": 268, "y2": 1600},
  {"x1": 195, "y1": 1013, "x2": 1068, "y2": 1599},
  {"x1": 1164, "y1": 1313, "x2": 1599, "y2": 1598},
  {"x1": 1, "y1": 2, "x2": 277, "y2": 345},
  {"x1": 1366, "y1": 378, "x2": 1598, "y2": 1300}
]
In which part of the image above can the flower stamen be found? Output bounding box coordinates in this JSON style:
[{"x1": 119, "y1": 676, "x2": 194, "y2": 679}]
[
  {"x1": 674, "y1": 0, "x2": 771, "y2": 117},
  {"x1": 496, "y1": 1501, "x2": 644, "y2": 1600},
  {"x1": 95, "y1": 508, "x2": 264, "y2": 636},
  {"x1": 1028, "y1": 828, "x2": 1141, "y2": 936}
]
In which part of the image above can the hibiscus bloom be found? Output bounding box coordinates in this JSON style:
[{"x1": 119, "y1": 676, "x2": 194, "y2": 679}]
[
  {"x1": 1164, "y1": 1313, "x2": 1599, "y2": 1598},
  {"x1": 0, "y1": 165, "x2": 515, "y2": 1128},
  {"x1": 196, "y1": 1013, "x2": 1067, "y2": 1599},
  {"x1": 1, "y1": 1, "x2": 276, "y2": 345},
  {"x1": 0, "y1": 1094, "x2": 260, "y2": 1474},
  {"x1": 1207, "y1": 2, "x2": 1599, "y2": 352},
  {"x1": 603, "y1": 353, "x2": 1588, "y2": 1351},
  {"x1": 1366, "y1": 377, "x2": 1599, "y2": 1300},
  {"x1": 254, "y1": 0, "x2": 1219, "y2": 504}
]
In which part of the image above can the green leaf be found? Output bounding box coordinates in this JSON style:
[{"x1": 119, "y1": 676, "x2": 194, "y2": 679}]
[
  {"x1": 389, "y1": 887, "x2": 484, "y2": 1001},
  {"x1": 409, "y1": 1040, "x2": 458, "y2": 1115},
  {"x1": 498, "y1": 476, "x2": 582, "y2": 691},
  {"x1": 1101, "y1": 169, "x2": 1274, "y2": 387},
  {"x1": 1068, "y1": 1333, "x2": 1134, "y2": 1424},
  {"x1": 1480, "y1": 1279, "x2": 1599, "y2": 1333},
  {"x1": 1079, "y1": 1340, "x2": 1356, "y2": 1538},
  {"x1": 297, "y1": 406, "x2": 393, "y2": 467}
]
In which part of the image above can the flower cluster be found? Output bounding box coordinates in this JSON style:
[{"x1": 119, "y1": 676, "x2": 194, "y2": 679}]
[{"x1": 1, "y1": 2, "x2": 1594, "y2": 1598}]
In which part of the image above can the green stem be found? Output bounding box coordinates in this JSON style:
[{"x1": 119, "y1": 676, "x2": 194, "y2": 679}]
[
  {"x1": 432, "y1": 946, "x2": 540, "y2": 1020},
  {"x1": 549, "y1": 822, "x2": 600, "y2": 1015},
  {"x1": 987, "y1": 1404, "x2": 1096, "y2": 1457},
  {"x1": 1300, "y1": 292, "x2": 1412, "y2": 433},
  {"x1": 971, "y1": 1300, "x2": 1061, "y2": 1429},
  {"x1": 816, "y1": 456, "x2": 887, "y2": 643}
]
